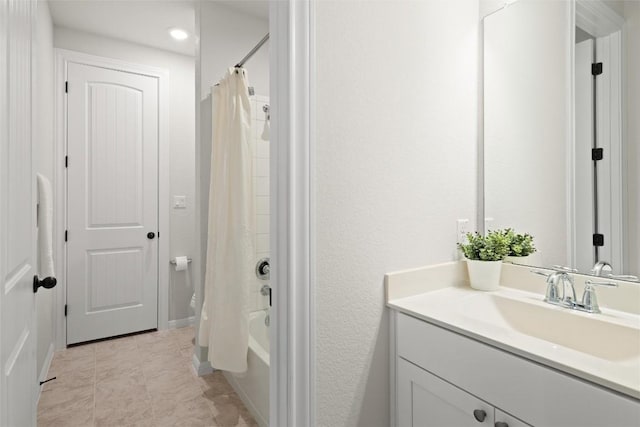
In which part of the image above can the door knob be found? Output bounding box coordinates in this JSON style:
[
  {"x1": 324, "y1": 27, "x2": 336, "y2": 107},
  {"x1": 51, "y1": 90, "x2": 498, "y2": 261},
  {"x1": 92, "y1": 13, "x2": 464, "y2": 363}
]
[
  {"x1": 33, "y1": 275, "x2": 57, "y2": 293},
  {"x1": 473, "y1": 409, "x2": 487, "y2": 422},
  {"x1": 147, "y1": 232, "x2": 156, "y2": 239}
]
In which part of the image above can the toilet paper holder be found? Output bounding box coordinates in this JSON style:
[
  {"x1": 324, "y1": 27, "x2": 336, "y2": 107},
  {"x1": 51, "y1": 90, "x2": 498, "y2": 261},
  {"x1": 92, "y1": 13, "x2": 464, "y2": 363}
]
[{"x1": 170, "y1": 257, "x2": 192, "y2": 265}]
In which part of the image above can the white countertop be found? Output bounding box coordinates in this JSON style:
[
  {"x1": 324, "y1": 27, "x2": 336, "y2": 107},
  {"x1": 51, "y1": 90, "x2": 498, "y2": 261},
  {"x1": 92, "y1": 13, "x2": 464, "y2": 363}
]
[{"x1": 388, "y1": 285, "x2": 640, "y2": 400}]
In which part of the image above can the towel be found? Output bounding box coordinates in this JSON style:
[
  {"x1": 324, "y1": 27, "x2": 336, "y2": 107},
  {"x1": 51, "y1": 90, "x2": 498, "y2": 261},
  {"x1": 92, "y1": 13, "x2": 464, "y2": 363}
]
[{"x1": 37, "y1": 173, "x2": 55, "y2": 278}]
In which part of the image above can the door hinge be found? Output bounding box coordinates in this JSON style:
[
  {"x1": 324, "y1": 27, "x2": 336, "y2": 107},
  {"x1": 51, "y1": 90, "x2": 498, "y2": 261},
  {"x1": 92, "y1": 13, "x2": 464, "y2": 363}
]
[
  {"x1": 65, "y1": 156, "x2": 68, "y2": 168},
  {"x1": 64, "y1": 230, "x2": 68, "y2": 242},
  {"x1": 592, "y1": 148, "x2": 604, "y2": 161},
  {"x1": 593, "y1": 233, "x2": 605, "y2": 247},
  {"x1": 592, "y1": 62, "x2": 603, "y2": 76},
  {"x1": 64, "y1": 304, "x2": 67, "y2": 317},
  {"x1": 65, "y1": 81, "x2": 68, "y2": 93}
]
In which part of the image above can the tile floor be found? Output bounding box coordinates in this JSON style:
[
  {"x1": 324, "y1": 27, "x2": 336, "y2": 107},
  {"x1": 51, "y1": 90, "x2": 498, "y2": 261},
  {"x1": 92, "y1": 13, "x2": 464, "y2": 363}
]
[{"x1": 37, "y1": 326, "x2": 257, "y2": 427}]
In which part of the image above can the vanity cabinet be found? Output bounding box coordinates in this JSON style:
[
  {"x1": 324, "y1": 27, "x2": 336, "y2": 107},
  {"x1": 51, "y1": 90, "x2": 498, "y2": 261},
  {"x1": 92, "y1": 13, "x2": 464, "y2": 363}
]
[
  {"x1": 398, "y1": 357, "x2": 530, "y2": 427},
  {"x1": 392, "y1": 311, "x2": 640, "y2": 427}
]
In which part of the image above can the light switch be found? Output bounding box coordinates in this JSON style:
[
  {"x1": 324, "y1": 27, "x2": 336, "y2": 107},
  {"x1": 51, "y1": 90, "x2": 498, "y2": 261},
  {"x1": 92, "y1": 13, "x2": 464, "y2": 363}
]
[{"x1": 173, "y1": 195, "x2": 186, "y2": 209}]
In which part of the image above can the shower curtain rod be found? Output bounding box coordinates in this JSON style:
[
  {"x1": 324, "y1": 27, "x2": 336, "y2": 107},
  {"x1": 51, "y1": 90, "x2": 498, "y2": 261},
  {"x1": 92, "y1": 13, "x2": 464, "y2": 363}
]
[{"x1": 235, "y1": 33, "x2": 269, "y2": 68}]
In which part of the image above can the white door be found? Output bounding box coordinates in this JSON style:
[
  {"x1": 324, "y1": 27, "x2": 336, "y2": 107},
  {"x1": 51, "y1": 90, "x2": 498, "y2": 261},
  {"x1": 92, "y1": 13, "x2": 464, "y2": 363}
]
[
  {"x1": 397, "y1": 358, "x2": 494, "y2": 427},
  {"x1": 575, "y1": 38, "x2": 595, "y2": 273},
  {"x1": 66, "y1": 61, "x2": 159, "y2": 345},
  {"x1": 0, "y1": 0, "x2": 38, "y2": 425}
]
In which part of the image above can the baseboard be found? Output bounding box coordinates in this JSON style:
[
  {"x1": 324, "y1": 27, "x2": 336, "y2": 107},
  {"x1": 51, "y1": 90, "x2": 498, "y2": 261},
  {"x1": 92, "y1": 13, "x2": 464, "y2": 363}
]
[
  {"x1": 168, "y1": 316, "x2": 195, "y2": 329},
  {"x1": 36, "y1": 343, "x2": 55, "y2": 405},
  {"x1": 192, "y1": 352, "x2": 214, "y2": 377},
  {"x1": 223, "y1": 371, "x2": 268, "y2": 427}
]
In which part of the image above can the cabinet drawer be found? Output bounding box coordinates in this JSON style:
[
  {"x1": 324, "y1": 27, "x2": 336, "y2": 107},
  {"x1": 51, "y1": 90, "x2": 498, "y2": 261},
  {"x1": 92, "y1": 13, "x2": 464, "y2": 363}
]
[{"x1": 396, "y1": 312, "x2": 640, "y2": 426}]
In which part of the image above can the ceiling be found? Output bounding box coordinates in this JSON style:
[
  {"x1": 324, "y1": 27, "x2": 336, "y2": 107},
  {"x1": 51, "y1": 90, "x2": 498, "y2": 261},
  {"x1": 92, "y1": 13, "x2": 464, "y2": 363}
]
[
  {"x1": 214, "y1": 1, "x2": 268, "y2": 20},
  {"x1": 49, "y1": 0, "x2": 197, "y2": 56},
  {"x1": 48, "y1": 0, "x2": 269, "y2": 57}
]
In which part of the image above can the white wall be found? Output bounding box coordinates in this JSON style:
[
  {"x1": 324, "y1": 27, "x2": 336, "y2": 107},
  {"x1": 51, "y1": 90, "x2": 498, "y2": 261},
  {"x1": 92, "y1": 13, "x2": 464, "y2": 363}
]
[
  {"x1": 53, "y1": 27, "x2": 196, "y2": 322},
  {"x1": 480, "y1": 0, "x2": 507, "y2": 18},
  {"x1": 199, "y1": 3, "x2": 269, "y2": 100},
  {"x1": 624, "y1": 1, "x2": 640, "y2": 274},
  {"x1": 34, "y1": 0, "x2": 55, "y2": 378},
  {"x1": 314, "y1": 1, "x2": 479, "y2": 425},
  {"x1": 483, "y1": 0, "x2": 572, "y2": 268}
]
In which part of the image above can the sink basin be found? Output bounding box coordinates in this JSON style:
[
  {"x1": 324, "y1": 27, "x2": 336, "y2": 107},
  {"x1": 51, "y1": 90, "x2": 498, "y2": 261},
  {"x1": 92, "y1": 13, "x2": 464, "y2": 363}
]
[{"x1": 464, "y1": 293, "x2": 640, "y2": 361}]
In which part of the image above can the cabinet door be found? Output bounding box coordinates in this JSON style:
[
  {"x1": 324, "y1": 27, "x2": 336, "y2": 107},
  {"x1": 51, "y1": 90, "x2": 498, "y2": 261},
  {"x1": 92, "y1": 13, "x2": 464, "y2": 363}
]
[
  {"x1": 398, "y1": 358, "x2": 495, "y2": 427},
  {"x1": 495, "y1": 409, "x2": 532, "y2": 427}
]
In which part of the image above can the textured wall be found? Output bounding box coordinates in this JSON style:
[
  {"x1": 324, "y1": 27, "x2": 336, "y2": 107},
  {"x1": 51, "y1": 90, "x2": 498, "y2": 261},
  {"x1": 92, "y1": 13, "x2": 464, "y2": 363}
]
[{"x1": 315, "y1": 1, "x2": 479, "y2": 425}]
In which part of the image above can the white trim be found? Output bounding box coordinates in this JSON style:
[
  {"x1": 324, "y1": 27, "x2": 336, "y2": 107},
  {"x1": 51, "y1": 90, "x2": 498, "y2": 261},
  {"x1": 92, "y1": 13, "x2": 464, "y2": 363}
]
[
  {"x1": 191, "y1": 353, "x2": 213, "y2": 377},
  {"x1": 568, "y1": 0, "x2": 578, "y2": 268},
  {"x1": 224, "y1": 372, "x2": 268, "y2": 427},
  {"x1": 167, "y1": 316, "x2": 195, "y2": 329},
  {"x1": 389, "y1": 310, "x2": 398, "y2": 427},
  {"x1": 576, "y1": 0, "x2": 624, "y2": 38},
  {"x1": 35, "y1": 342, "x2": 55, "y2": 405},
  {"x1": 595, "y1": 32, "x2": 624, "y2": 272},
  {"x1": 54, "y1": 49, "x2": 170, "y2": 348},
  {"x1": 270, "y1": 1, "x2": 316, "y2": 426}
]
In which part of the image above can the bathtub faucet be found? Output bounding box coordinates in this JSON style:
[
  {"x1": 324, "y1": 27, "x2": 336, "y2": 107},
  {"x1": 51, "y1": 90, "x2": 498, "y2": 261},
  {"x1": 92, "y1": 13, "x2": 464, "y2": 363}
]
[{"x1": 260, "y1": 284, "x2": 272, "y2": 307}]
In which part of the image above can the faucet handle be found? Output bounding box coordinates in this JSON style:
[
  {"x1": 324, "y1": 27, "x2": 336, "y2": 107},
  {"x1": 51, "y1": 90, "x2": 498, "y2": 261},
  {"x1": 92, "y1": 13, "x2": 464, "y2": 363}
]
[
  {"x1": 607, "y1": 274, "x2": 640, "y2": 282},
  {"x1": 530, "y1": 270, "x2": 561, "y2": 302},
  {"x1": 552, "y1": 265, "x2": 578, "y2": 273},
  {"x1": 530, "y1": 269, "x2": 551, "y2": 278},
  {"x1": 581, "y1": 280, "x2": 618, "y2": 313},
  {"x1": 584, "y1": 280, "x2": 618, "y2": 288}
]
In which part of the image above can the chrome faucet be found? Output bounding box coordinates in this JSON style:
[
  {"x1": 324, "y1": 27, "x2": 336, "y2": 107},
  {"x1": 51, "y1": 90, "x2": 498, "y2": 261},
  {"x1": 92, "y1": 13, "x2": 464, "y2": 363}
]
[
  {"x1": 532, "y1": 266, "x2": 577, "y2": 307},
  {"x1": 591, "y1": 261, "x2": 640, "y2": 282},
  {"x1": 530, "y1": 266, "x2": 616, "y2": 313},
  {"x1": 591, "y1": 261, "x2": 612, "y2": 276}
]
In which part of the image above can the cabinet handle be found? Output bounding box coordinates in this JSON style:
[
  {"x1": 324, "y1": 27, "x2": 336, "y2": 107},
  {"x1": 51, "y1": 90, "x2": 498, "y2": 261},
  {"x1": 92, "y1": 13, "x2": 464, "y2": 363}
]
[
  {"x1": 473, "y1": 409, "x2": 487, "y2": 422},
  {"x1": 495, "y1": 423, "x2": 509, "y2": 427}
]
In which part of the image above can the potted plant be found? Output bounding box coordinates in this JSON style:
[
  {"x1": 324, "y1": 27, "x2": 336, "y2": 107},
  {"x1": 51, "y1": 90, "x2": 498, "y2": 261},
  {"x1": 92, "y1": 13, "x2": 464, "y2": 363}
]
[
  {"x1": 502, "y1": 228, "x2": 538, "y2": 266},
  {"x1": 458, "y1": 230, "x2": 509, "y2": 291}
]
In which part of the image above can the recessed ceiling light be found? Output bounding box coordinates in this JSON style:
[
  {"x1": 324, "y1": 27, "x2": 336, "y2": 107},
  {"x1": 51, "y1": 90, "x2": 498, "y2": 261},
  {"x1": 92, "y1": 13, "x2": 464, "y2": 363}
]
[{"x1": 169, "y1": 28, "x2": 189, "y2": 41}]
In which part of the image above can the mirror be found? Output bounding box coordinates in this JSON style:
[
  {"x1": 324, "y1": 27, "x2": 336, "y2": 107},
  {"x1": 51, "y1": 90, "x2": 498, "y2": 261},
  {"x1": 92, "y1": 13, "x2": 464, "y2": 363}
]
[{"x1": 483, "y1": 0, "x2": 639, "y2": 280}]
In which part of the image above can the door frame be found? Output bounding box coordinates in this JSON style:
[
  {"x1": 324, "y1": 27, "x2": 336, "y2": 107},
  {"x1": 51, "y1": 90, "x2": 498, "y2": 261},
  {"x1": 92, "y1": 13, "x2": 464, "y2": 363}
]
[
  {"x1": 269, "y1": 0, "x2": 316, "y2": 425},
  {"x1": 54, "y1": 49, "x2": 170, "y2": 348},
  {"x1": 571, "y1": 1, "x2": 624, "y2": 270}
]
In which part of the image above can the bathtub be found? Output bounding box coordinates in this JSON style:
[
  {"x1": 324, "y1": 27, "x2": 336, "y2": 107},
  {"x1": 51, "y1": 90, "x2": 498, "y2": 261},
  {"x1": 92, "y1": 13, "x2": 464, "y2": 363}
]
[{"x1": 224, "y1": 310, "x2": 270, "y2": 427}]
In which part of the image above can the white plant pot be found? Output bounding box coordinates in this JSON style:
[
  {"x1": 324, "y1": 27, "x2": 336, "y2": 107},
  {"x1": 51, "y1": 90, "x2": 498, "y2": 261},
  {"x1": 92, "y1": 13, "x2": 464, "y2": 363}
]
[{"x1": 466, "y1": 259, "x2": 502, "y2": 291}]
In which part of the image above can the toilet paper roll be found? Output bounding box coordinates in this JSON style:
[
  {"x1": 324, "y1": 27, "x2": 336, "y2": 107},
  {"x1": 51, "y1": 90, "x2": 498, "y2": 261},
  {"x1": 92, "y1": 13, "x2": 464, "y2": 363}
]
[{"x1": 174, "y1": 256, "x2": 189, "y2": 272}]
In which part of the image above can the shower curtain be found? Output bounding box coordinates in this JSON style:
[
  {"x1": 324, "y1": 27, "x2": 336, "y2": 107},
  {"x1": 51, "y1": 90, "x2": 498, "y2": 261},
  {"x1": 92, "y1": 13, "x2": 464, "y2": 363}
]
[{"x1": 199, "y1": 68, "x2": 254, "y2": 373}]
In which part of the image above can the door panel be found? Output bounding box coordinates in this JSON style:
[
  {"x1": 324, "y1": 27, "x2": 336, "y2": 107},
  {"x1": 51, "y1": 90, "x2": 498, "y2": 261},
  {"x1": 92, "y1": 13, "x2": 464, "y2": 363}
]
[
  {"x1": 87, "y1": 82, "x2": 144, "y2": 228},
  {"x1": 398, "y1": 358, "x2": 494, "y2": 427},
  {"x1": 1, "y1": 0, "x2": 37, "y2": 425},
  {"x1": 575, "y1": 39, "x2": 595, "y2": 272},
  {"x1": 66, "y1": 61, "x2": 158, "y2": 345}
]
